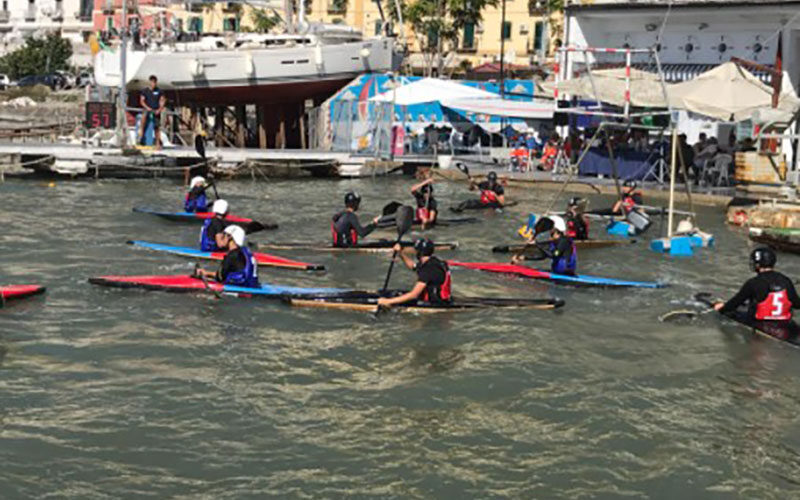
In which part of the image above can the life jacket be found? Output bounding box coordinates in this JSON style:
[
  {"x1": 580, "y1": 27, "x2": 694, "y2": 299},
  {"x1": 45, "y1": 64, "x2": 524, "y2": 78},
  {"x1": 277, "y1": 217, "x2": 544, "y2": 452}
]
[
  {"x1": 755, "y1": 289, "x2": 793, "y2": 321},
  {"x1": 223, "y1": 246, "x2": 259, "y2": 288},
  {"x1": 331, "y1": 211, "x2": 358, "y2": 247},
  {"x1": 199, "y1": 218, "x2": 220, "y2": 252},
  {"x1": 420, "y1": 257, "x2": 452, "y2": 303},
  {"x1": 550, "y1": 238, "x2": 577, "y2": 275},
  {"x1": 416, "y1": 207, "x2": 430, "y2": 222},
  {"x1": 184, "y1": 191, "x2": 207, "y2": 213},
  {"x1": 480, "y1": 187, "x2": 499, "y2": 205},
  {"x1": 621, "y1": 194, "x2": 636, "y2": 213},
  {"x1": 566, "y1": 214, "x2": 589, "y2": 240}
]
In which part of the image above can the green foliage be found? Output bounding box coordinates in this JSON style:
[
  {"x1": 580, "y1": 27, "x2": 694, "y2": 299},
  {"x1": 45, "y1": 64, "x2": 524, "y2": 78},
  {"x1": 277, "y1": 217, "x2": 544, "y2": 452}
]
[
  {"x1": 3, "y1": 84, "x2": 51, "y2": 102},
  {"x1": 0, "y1": 33, "x2": 73, "y2": 80},
  {"x1": 250, "y1": 8, "x2": 283, "y2": 33},
  {"x1": 527, "y1": 0, "x2": 562, "y2": 15}
]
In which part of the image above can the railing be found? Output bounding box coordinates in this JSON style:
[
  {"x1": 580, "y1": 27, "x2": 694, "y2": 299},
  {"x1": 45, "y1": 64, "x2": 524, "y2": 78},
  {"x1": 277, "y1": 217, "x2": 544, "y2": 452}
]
[{"x1": 0, "y1": 10, "x2": 9, "y2": 23}]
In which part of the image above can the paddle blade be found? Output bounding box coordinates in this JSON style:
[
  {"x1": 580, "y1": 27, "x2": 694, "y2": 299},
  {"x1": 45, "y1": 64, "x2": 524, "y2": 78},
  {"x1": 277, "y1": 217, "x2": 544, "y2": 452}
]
[
  {"x1": 455, "y1": 162, "x2": 470, "y2": 178},
  {"x1": 534, "y1": 217, "x2": 554, "y2": 235},
  {"x1": 382, "y1": 201, "x2": 403, "y2": 216},
  {"x1": 194, "y1": 135, "x2": 206, "y2": 159},
  {"x1": 244, "y1": 221, "x2": 279, "y2": 234},
  {"x1": 395, "y1": 205, "x2": 414, "y2": 237}
]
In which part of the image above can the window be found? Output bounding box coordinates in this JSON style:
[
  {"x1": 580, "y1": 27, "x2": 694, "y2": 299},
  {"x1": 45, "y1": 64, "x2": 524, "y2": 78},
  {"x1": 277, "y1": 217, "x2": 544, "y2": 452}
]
[
  {"x1": 427, "y1": 27, "x2": 438, "y2": 49},
  {"x1": 2, "y1": 1, "x2": 7, "y2": 10},
  {"x1": 502, "y1": 21, "x2": 511, "y2": 40},
  {"x1": 533, "y1": 21, "x2": 543, "y2": 51},
  {"x1": 223, "y1": 17, "x2": 239, "y2": 32},
  {"x1": 189, "y1": 16, "x2": 203, "y2": 33},
  {"x1": 106, "y1": 17, "x2": 113, "y2": 30},
  {"x1": 463, "y1": 22, "x2": 475, "y2": 49},
  {"x1": 374, "y1": 21, "x2": 382, "y2": 36}
]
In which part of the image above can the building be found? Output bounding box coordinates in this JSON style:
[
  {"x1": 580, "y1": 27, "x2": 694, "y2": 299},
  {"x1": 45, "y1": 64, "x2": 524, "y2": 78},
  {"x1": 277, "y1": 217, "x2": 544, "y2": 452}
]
[
  {"x1": 0, "y1": 0, "x2": 94, "y2": 65},
  {"x1": 305, "y1": 0, "x2": 562, "y2": 75}
]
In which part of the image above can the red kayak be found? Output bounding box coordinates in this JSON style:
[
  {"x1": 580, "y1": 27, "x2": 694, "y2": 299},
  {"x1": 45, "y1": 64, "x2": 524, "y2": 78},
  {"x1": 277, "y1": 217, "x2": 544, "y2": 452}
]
[
  {"x1": 447, "y1": 261, "x2": 664, "y2": 288},
  {"x1": 1, "y1": 285, "x2": 46, "y2": 304}
]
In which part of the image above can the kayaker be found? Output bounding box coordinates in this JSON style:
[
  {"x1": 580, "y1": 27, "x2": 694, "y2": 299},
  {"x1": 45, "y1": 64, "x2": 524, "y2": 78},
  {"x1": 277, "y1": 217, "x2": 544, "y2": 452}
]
[
  {"x1": 612, "y1": 180, "x2": 643, "y2": 215},
  {"x1": 411, "y1": 177, "x2": 437, "y2": 228},
  {"x1": 713, "y1": 247, "x2": 800, "y2": 321},
  {"x1": 195, "y1": 225, "x2": 259, "y2": 287},
  {"x1": 565, "y1": 197, "x2": 590, "y2": 240},
  {"x1": 377, "y1": 238, "x2": 452, "y2": 307},
  {"x1": 332, "y1": 191, "x2": 380, "y2": 247},
  {"x1": 185, "y1": 176, "x2": 210, "y2": 213},
  {"x1": 199, "y1": 199, "x2": 229, "y2": 251},
  {"x1": 454, "y1": 171, "x2": 506, "y2": 211},
  {"x1": 513, "y1": 215, "x2": 577, "y2": 275}
]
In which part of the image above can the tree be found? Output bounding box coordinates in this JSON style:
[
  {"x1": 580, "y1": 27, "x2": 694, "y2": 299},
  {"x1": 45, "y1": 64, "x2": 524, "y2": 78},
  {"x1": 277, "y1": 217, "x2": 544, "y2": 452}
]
[
  {"x1": 250, "y1": 8, "x2": 283, "y2": 33},
  {"x1": 0, "y1": 32, "x2": 73, "y2": 80},
  {"x1": 388, "y1": 0, "x2": 498, "y2": 77}
]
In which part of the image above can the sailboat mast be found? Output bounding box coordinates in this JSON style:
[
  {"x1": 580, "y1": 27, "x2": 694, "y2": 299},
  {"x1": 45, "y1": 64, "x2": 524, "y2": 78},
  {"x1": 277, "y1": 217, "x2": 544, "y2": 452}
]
[{"x1": 119, "y1": 0, "x2": 129, "y2": 147}]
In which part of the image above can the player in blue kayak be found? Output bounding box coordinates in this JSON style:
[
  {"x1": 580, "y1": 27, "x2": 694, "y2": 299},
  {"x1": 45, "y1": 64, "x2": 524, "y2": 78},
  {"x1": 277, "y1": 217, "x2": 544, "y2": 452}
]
[
  {"x1": 184, "y1": 176, "x2": 210, "y2": 213},
  {"x1": 195, "y1": 225, "x2": 259, "y2": 287},
  {"x1": 199, "y1": 199, "x2": 229, "y2": 251}
]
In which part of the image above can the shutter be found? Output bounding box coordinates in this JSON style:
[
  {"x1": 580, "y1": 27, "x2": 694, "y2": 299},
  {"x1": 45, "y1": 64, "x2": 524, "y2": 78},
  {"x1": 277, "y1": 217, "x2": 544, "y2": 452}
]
[
  {"x1": 502, "y1": 21, "x2": 511, "y2": 40},
  {"x1": 534, "y1": 21, "x2": 543, "y2": 51},
  {"x1": 463, "y1": 22, "x2": 474, "y2": 49}
]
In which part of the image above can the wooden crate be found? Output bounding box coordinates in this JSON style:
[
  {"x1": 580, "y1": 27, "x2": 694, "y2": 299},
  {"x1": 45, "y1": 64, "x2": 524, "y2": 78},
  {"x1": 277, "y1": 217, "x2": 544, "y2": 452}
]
[{"x1": 735, "y1": 151, "x2": 787, "y2": 184}]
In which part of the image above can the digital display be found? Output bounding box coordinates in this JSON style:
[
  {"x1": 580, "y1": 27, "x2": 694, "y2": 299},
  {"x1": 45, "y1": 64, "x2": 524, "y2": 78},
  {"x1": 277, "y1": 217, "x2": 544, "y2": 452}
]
[{"x1": 85, "y1": 101, "x2": 116, "y2": 129}]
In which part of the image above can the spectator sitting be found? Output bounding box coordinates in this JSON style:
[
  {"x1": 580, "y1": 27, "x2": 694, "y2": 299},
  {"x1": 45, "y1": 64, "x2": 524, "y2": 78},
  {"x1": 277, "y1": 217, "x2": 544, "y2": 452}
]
[
  {"x1": 694, "y1": 136, "x2": 719, "y2": 173},
  {"x1": 692, "y1": 133, "x2": 708, "y2": 158}
]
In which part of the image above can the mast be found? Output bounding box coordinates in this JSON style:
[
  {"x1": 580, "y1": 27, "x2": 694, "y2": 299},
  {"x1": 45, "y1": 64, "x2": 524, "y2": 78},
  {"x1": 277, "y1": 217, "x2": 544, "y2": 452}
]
[{"x1": 118, "y1": 0, "x2": 129, "y2": 147}]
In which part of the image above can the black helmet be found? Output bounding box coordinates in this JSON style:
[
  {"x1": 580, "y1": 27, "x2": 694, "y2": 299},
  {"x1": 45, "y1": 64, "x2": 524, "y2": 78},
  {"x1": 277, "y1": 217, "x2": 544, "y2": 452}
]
[
  {"x1": 487, "y1": 171, "x2": 498, "y2": 183},
  {"x1": 623, "y1": 180, "x2": 637, "y2": 190},
  {"x1": 568, "y1": 196, "x2": 584, "y2": 207},
  {"x1": 414, "y1": 238, "x2": 435, "y2": 257},
  {"x1": 750, "y1": 246, "x2": 777, "y2": 271},
  {"x1": 344, "y1": 191, "x2": 361, "y2": 209}
]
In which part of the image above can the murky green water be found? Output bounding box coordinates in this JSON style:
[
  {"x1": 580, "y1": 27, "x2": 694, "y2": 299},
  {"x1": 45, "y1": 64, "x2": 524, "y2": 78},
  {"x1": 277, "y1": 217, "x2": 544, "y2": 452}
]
[{"x1": 1, "y1": 176, "x2": 800, "y2": 498}]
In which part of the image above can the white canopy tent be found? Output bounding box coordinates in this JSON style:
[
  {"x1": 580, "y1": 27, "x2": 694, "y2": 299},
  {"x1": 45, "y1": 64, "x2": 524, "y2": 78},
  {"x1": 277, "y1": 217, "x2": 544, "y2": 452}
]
[
  {"x1": 369, "y1": 78, "x2": 495, "y2": 105},
  {"x1": 442, "y1": 97, "x2": 554, "y2": 120}
]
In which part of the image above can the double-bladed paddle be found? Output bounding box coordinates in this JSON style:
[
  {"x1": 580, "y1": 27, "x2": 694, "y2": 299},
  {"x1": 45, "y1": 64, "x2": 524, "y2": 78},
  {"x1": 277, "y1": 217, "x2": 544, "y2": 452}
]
[
  {"x1": 511, "y1": 216, "x2": 554, "y2": 262},
  {"x1": 381, "y1": 205, "x2": 414, "y2": 292}
]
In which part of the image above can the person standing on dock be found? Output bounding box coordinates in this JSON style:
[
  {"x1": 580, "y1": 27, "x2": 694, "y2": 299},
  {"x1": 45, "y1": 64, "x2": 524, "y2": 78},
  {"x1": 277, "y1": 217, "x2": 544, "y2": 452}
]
[
  {"x1": 714, "y1": 247, "x2": 800, "y2": 321},
  {"x1": 331, "y1": 192, "x2": 381, "y2": 247},
  {"x1": 139, "y1": 75, "x2": 167, "y2": 149}
]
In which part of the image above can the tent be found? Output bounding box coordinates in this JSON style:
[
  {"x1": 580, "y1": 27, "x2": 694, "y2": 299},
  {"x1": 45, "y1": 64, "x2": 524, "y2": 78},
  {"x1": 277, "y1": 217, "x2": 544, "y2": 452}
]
[
  {"x1": 442, "y1": 97, "x2": 554, "y2": 120},
  {"x1": 369, "y1": 77, "x2": 495, "y2": 106},
  {"x1": 542, "y1": 67, "x2": 670, "y2": 108},
  {"x1": 668, "y1": 62, "x2": 800, "y2": 122}
]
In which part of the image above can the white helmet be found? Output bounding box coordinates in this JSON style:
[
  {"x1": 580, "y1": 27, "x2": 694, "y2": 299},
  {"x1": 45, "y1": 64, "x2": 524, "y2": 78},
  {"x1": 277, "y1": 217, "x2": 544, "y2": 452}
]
[
  {"x1": 549, "y1": 215, "x2": 567, "y2": 233},
  {"x1": 190, "y1": 176, "x2": 206, "y2": 188},
  {"x1": 212, "y1": 199, "x2": 229, "y2": 215},
  {"x1": 224, "y1": 225, "x2": 245, "y2": 247}
]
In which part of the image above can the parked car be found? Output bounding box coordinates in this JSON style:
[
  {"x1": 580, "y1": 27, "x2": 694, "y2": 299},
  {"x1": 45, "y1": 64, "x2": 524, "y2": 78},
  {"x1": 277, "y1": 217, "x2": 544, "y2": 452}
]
[
  {"x1": 55, "y1": 70, "x2": 76, "y2": 89},
  {"x1": 77, "y1": 70, "x2": 94, "y2": 88},
  {"x1": 17, "y1": 74, "x2": 59, "y2": 90}
]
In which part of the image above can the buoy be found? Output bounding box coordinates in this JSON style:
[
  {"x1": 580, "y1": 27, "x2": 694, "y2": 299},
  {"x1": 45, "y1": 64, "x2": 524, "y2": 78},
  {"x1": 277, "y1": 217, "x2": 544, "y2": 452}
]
[{"x1": 48, "y1": 182, "x2": 55, "y2": 188}]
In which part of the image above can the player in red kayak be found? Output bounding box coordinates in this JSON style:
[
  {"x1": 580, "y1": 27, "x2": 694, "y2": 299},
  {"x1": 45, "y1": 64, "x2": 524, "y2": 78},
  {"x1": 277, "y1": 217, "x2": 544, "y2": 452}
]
[
  {"x1": 453, "y1": 171, "x2": 506, "y2": 212},
  {"x1": 714, "y1": 247, "x2": 800, "y2": 321},
  {"x1": 199, "y1": 199, "x2": 229, "y2": 251},
  {"x1": 195, "y1": 225, "x2": 259, "y2": 287},
  {"x1": 332, "y1": 191, "x2": 381, "y2": 248},
  {"x1": 377, "y1": 238, "x2": 452, "y2": 308},
  {"x1": 612, "y1": 180, "x2": 642, "y2": 215},
  {"x1": 184, "y1": 176, "x2": 210, "y2": 213},
  {"x1": 411, "y1": 177, "x2": 438, "y2": 228},
  {"x1": 512, "y1": 215, "x2": 577, "y2": 276}
]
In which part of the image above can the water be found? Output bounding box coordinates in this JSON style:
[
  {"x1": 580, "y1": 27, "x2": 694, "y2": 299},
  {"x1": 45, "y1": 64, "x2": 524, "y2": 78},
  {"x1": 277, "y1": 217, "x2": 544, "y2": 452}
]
[{"x1": 2, "y1": 177, "x2": 800, "y2": 499}]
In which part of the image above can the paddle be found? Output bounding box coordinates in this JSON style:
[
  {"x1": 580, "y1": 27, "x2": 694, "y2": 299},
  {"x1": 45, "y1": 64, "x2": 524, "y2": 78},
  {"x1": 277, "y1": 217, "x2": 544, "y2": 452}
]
[
  {"x1": 243, "y1": 220, "x2": 279, "y2": 234},
  {"x1": 194, "y1": 264, "x2": 222, "y2": 299},
  {"x1": 377, "y1": 201, "x2": 404, "y2": 225},
  {"x1": 381, "y1": 205, "x2": 414, "y2": 292},
  {"x1": 659, "y1": 293, "x2": 721, "y2": 322},
  {"x1": 511, "y1": 217, "x2": 554, "y2": 263}
]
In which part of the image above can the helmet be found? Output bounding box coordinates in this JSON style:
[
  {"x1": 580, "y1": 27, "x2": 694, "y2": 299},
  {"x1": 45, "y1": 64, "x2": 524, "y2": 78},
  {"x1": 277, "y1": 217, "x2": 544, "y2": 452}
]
[
  {"x1": 623, "y1": 180, "x2": 637, "y2": 190},
  {"x1": 750, "y1": 247, "x2": 776, "y2": 271},
  {"x1": 568, "y1": 196, "x2": 585, "y2": 208},
  {"x1": 344, "y1": 191, "x2": 361, "y2": 209},
  {"x1": 223, "y1": 225, "x2": 246, "y2": 247},
  {"x1": 549, "y1": 215, "x2": 567, "y2": 233},
  {"x1": 212, "y1": 199, "x2": 229, "y2": 215},
  {"x1": 487, "y1": 171, "x2": 498, "y2": 183},
  {"x1": 413, "y1": 238, "x2": 435, "y2": 257},
  {"x1": 190, "y1": 176, "x2": 206, "y2": 188}
]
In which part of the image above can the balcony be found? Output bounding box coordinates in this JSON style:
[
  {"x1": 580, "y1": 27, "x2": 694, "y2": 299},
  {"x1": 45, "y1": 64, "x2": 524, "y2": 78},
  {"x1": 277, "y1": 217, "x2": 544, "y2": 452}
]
[
  {"x1": 25, "y1": 8, "x2": 36, "y2": 21},
  {"x1": 0, "y1": 10, "x2": 9, "y2": 23}
]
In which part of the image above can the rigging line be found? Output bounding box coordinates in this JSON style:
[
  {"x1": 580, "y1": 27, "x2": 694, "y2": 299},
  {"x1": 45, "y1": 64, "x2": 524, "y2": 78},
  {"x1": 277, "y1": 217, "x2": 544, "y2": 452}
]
[
  {"x1": 763, "y1": 10, "x2": 800, "y2": 45},
  {"x1": 655, "y1": 0, "x2": 673, "y2": 48}
]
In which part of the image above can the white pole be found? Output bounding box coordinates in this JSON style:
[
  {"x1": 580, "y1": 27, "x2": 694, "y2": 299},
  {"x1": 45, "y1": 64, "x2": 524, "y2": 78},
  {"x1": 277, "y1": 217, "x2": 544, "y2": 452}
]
[
  {"x1": 667, "y1": 127, "x2": 677, "y2": 239},
  {"x1": 119, "y1": 0, "x2": 128, "y2": 147},
  {"x1": 297, "y1": 0, "x2": 304, "y2": 29}
]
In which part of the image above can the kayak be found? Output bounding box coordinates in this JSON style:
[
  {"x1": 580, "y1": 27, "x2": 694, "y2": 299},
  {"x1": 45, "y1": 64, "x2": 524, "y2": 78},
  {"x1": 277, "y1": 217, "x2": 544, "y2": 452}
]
[
  {"x1": 1, "y1": 285, "x2": 46, "y2": 304},
  {"x1": 285, "y1": 295, "x2": 565, "y2": 313},
  {"x1": 376, "y1": 216, "x2": 479, "y2": 229},
  {"x1": 449, "y1": 200, "x2": 519, "y2": 213},
  {"x1": 748, "y1": 230, "x2": 800, "y2": 255},
  {"x1": 88, "y1": 275, "x2": 356, "y2": 298},
  {"x1": 447, "y1": 261, "x2": 665, "y2": 288},
  {"x1": 128, "y1": 240, "x2": 325, "y2": 271},
  {"x1": 256, "y1": 240, "x2": 459, "y2": 253},
  {"x1": 132, "y1": 207, "x2": 277, "y2": 233},
  {"x1": 751, "y1": 227, "x2": 800, "y2": 237},
  {"x1": 492, "y1": 239, "x2": 635, "y2": 254},
  {"x1": 695, "y1": 292, "x2": 800, "y2": 348}
]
